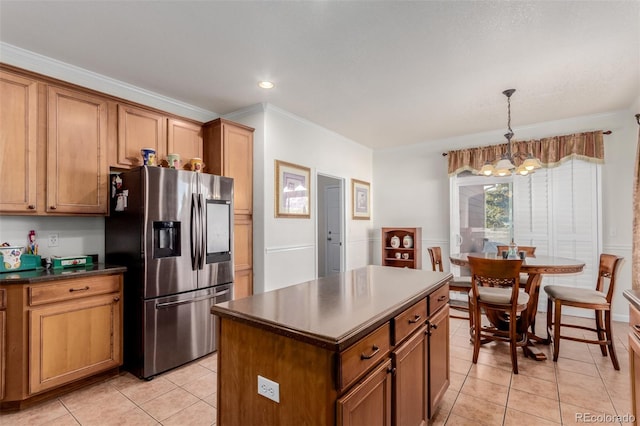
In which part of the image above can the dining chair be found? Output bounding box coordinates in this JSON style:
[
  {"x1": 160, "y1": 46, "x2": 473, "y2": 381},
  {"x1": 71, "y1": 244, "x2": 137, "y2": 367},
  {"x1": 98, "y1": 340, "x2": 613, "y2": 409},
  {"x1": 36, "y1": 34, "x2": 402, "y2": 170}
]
[
  {"x1": 544, "y1": 253, "x2": 624, "y2": 370},
  {"x1": 427, "y1": 247, "x2": 471, "y2": 320},
  {"x1": 468, "y1": 256, "x2": 528, "y2": 374},
  {"x1": 496, "y1": 245, "x2": 536, "y2": 257}
]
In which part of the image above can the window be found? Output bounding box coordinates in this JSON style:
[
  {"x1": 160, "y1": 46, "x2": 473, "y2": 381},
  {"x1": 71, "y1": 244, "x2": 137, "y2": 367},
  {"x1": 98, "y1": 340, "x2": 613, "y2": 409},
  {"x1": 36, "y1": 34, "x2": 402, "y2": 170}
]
[{"x1": 450, "y1": 159, "x2": 601, "y2": 310}]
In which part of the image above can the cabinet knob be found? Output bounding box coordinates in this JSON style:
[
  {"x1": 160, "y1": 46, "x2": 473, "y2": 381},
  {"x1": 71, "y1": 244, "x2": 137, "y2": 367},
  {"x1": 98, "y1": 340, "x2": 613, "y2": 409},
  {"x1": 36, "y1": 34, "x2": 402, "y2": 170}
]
[
  {"x1": 387, "y1": 366, "x2": 397, "y2": 376},
  {"x1": 113, "y1": 296, "x2": 120, "y2": 302},
  {"x1": 50, "y1": 206, "x2": 57, "y2": 210},
  {"x1": 28, "y1": 205, "x2": 36, "y2": 210},
  {"x1": 430, "y1": 323, "x2": 438, "y2": 330}
]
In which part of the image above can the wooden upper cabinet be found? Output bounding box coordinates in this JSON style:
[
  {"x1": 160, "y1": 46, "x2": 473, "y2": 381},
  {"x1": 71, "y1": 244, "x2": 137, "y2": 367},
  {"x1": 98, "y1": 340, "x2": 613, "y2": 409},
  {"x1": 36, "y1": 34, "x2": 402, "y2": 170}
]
[
  {"x1": 202, "y1": 118, "x2": 254, "y2": 215},
  {"x1": 0, "y1": 71, "x2": 38, "y2": 213},
  {"x1": 116, "y1": 104, "x2": 166, "y2": 168},
  {"x1": 47, "y1": 86, "x2": 108, "y2": 214},
  {"x1": 167, "y1": 118, "x2": 202, "y2": 168}
]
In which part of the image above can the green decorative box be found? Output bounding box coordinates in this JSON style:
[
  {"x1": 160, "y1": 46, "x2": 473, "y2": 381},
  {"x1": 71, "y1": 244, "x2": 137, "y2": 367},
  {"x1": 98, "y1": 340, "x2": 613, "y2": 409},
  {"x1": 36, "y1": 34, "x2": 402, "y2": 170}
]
[
  {"x1": 0, "y1": 253, "x2": 42, "y2": 273},
  {"x1": 51, "y1": 255, "x2": 93, "y2": 269}
]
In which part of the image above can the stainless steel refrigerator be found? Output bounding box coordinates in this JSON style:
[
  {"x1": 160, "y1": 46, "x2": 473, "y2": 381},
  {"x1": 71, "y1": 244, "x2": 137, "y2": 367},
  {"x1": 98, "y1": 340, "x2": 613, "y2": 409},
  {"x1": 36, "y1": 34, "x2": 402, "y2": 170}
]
[{"x1": 105, "y1": 166, "x2": 233, "y2": 379}]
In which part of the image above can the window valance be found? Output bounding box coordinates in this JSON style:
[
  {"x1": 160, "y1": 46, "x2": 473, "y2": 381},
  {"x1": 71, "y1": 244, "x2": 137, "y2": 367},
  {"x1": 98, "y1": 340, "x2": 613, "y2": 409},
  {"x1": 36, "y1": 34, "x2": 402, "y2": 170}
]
[{"x1": 447, "y1": 130, "x2": 605, "y2": 176}]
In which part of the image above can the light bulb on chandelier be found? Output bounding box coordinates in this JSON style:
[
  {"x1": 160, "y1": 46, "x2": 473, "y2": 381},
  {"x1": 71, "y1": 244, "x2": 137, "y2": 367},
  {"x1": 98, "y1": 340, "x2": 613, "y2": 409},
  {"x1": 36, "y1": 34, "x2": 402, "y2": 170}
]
[{"x1": 480, "y1": 89, "x2": 542, "y2": 177}]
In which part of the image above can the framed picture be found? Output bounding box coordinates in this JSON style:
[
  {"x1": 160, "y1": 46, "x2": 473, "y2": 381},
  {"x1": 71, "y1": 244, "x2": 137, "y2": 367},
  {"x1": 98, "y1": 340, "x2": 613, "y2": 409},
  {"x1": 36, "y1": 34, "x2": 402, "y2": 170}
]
[
  {"x1": 352, "y1": 179, "x2": 370, "y2": 220},
  {"x1": 275, "y1": 160, "x2": 311, "y2": 218}
]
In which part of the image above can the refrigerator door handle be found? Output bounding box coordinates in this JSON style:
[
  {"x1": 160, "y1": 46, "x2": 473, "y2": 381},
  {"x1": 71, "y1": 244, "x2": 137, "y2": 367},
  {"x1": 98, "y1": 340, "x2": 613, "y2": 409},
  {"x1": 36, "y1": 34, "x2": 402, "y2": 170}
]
[
  {"x1": 190, "y1": 193, "x2": 198, "y2": 270},
  {"x1": 155, "y1": 294, "x2": 216, "y2": 309},
  {"x1": 199, "y1": 193, "x2": 206, "y2": 270}
]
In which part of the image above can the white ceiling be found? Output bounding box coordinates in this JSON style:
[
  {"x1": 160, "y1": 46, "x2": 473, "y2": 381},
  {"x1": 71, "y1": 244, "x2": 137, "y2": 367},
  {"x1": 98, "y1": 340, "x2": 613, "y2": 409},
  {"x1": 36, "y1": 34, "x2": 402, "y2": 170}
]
[{"x1": 1, "y1": 1, "x2": 638, "y2": 150}]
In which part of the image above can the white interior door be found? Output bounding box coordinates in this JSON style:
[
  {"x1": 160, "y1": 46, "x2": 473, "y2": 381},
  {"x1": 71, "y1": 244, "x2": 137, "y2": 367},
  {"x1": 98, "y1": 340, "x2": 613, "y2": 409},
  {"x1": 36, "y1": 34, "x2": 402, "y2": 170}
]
[{"x1": 325, "y1": 185, "x2": 342, "y2": 276}]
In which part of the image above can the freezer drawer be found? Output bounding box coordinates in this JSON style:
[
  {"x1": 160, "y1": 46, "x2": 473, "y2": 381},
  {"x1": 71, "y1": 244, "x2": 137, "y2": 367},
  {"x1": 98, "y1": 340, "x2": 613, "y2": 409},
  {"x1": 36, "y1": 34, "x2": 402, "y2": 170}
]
[{"x1": 142, "y1": 284, "x2": 231, "y2": 379}]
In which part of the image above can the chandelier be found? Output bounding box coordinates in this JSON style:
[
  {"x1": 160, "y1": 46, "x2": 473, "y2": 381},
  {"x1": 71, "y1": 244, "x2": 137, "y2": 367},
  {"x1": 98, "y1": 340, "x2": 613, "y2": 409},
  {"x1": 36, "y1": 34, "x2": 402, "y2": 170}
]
[{"x1": 480, "y1": 89, "x2": 542, "y2": 176}]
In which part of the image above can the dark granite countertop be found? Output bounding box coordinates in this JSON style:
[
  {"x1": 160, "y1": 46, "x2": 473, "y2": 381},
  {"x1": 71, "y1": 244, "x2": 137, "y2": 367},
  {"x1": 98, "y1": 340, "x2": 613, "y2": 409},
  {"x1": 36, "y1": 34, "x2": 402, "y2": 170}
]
[
  {"x1": 0, "y1": 264, "x2": 127, "y2": 284},
  {"x1": 211, "y1": 265, "x2": 451, "y2": 351},
  {"x1": 624, "y1": 289, "x2": 640, "y2": 311}
]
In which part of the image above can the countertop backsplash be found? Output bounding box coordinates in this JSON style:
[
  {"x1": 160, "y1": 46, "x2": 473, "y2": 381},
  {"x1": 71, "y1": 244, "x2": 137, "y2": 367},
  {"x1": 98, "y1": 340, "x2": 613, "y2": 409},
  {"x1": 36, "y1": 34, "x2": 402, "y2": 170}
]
[{"x1": 0, "y1": 216, "x2": 105, "y2": 262}]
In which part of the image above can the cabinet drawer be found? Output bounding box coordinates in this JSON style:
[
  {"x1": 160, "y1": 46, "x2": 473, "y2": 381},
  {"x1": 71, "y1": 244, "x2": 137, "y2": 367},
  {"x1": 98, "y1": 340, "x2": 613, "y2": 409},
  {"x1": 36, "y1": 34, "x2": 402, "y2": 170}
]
[
  {"x1": 29, "y1": 275, "x2": 121, "y2": 306},
  {"x1": 339, "y1": 323, "x2": 390, "y2": 391},
  {"x1": 392, "y1": 298, "x2": 427, "y2": 345},
  {"x1": 429, "y1": 284, "x2": 449, "y2": 316}
]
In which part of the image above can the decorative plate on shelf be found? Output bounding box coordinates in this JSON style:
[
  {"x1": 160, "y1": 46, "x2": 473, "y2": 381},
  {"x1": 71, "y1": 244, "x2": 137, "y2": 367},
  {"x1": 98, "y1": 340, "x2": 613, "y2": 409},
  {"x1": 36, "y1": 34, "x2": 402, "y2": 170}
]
[{"x1": 390, "y1": 235, "x2": 400, "y2": 248}]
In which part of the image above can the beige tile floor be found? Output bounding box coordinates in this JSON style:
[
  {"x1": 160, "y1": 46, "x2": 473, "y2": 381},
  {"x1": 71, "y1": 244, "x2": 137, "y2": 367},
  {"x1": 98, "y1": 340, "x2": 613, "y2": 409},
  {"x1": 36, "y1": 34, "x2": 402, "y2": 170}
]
[{"x1": 0, "y1": 312, "x2": 634, "y2": 425}]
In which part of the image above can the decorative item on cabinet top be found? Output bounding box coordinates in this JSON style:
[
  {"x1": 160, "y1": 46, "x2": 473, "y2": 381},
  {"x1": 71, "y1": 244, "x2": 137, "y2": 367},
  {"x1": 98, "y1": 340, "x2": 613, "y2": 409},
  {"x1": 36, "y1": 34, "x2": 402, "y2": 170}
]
[
  {"x1": 403, "y1": 235, "x2": 413, "y2": 248},
  {"x1": 390, "y1": 235, "x2": 401, "y2": 248}
]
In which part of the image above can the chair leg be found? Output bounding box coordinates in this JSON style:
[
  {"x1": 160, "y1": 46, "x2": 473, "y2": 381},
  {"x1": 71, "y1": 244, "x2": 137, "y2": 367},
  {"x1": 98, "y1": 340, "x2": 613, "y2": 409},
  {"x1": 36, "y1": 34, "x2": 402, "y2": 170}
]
[
  {"x1": 604, "y1": 310, "x2": 620, "y2": 370},
  {"x1": 553, "y1": 300, "x2": 562, "y2": 362},
  {"x1": 509, "y1": 309, "x2": 519, "y2": 374},
  {"x1": 546, "y1": 297, "x2": 553, "y2": 343},
  {"x1": 595, "y1": 310, "x2": 607, "y2": 357},
  {"x1": 472, "y1": 303, "x2": 481, "y2": 364}
]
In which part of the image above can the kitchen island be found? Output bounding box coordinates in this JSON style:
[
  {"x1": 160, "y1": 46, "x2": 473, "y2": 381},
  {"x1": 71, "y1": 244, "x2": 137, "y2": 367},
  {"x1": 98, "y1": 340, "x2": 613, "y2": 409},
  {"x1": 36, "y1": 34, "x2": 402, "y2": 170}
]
[{"x1": 211, "y1": 265, "x2": 452, "y2": 425}]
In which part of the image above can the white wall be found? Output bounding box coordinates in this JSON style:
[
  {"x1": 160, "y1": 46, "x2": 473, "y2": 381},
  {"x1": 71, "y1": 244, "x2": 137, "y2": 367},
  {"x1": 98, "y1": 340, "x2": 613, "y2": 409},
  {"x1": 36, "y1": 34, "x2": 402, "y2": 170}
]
[
  {"x1": 228, "y1": 105, "x2": 373, "y2": 293},
  {"x1": 373, "y1": 109, "x2": 638, "y2": 321}
]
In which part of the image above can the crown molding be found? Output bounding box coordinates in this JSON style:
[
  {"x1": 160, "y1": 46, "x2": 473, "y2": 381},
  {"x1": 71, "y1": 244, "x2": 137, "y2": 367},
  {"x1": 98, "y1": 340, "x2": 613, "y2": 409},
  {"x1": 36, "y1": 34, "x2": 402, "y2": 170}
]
[{"x1": 0, "y1": 42, "x2": 217, "y2": 122}]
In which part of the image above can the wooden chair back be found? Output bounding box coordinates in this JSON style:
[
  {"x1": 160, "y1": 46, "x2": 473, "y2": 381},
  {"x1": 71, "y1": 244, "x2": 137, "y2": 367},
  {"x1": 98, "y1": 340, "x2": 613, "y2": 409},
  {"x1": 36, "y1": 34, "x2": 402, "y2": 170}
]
[
  {"x1": 596, "y1": 254, "x2": 624, "y2": 303},
  {"x1": 467, "y1": 256, "x2": 523, "y2": 304},
  {"x1": 427, "y1": 247, "x2": 444, "y2": 272},
  {"x1": 496, "y1": 245, "x2": 536, "y2": 257}
]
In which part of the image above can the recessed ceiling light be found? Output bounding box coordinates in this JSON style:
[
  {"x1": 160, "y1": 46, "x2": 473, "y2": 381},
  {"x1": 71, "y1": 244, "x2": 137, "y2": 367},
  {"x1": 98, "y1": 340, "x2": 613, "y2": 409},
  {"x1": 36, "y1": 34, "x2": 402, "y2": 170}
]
[{"x1": 258, "y1": 81, "x2": 274, "y2": 89}]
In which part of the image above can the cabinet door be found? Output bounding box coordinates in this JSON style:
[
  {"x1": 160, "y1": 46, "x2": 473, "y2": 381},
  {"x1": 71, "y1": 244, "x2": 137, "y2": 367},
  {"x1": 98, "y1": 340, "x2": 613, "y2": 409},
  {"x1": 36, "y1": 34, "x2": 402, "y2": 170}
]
[
  {"x1": 393, "y1": 325, "x2": 427, "y2": 426},
  {"x1": 233, "y1": 269, "x2": 252, "y2": 300},
  {"x1": 29, "y1": 292, "x2": 122, "y2": 394},
  {"x1": 234, "y1": 217, "x2": 253, "y2": 272},
  {"x1": 167, "y1": 118, "x2": 202, "y2": 168},
  {"x1": 337, "y1": 359, "x2": 392, "y2": 426},
  {"x1": 222, "y1": 122, "x2": 253, "y2": 215},
  {"x1": 0, "y1": 71, "x2": 38, "y2": 213},
  {"x1": 47, "y1": 86, "x2": 108, "y2": 214},
  {"x1": 427, "y1": 305, "x2": 449, "y2": 418},
  {"x1": 116, "y1": 104, "x2": 166, "y2": 168}
]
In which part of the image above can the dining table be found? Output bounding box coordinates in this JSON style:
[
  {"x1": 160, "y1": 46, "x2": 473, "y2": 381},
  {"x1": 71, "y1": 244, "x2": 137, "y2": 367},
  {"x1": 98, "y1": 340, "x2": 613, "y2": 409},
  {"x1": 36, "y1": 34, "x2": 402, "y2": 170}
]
[{"x1": 449, "y1": 252, "x2": 586, "y2": 360}]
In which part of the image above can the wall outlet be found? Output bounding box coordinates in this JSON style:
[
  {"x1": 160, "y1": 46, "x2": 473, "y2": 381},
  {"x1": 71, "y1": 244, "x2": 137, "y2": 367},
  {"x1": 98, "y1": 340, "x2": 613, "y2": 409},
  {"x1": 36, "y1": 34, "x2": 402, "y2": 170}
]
[
  {"x1": 257, "y1": 375, "x2": 280, "y2": 403},
  {"x1": 48, "y1": 233, "x2": 59, "y2": 247}
]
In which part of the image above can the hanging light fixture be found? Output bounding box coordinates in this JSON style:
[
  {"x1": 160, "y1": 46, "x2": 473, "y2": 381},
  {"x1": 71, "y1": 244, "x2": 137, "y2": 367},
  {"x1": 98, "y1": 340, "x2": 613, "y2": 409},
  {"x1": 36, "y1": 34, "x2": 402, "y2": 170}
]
[{"x1": 480, "y1": 89, "x2": 542, "y2": 177}]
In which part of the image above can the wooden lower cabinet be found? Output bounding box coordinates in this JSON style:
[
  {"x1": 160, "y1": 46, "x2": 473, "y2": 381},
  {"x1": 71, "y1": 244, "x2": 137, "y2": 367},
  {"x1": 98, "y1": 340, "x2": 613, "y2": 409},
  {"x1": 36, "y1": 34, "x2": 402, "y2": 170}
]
[
  {"x1": 233, "y1": 269, "x2": 252, "y2": 300},
  {"x1": 0, "y1": 288, "x2": 5, "y2": 400},
  {"x1": 392, "y1": 325, "x2": 427, "y2": 426},
  {"x1": 1, "y1": 273, "x2": 123, "y2": 409},
  {"x1": 427, "y1": 305, "x2": 450, "y2": 417},
  {"x1": 337, "y1": 359, "x2": 392, "y2": 426},
  {"x1": 29, "y1": 292, "x2": 122, "y2": 394},
  {"x1": 629, "y1": 303, "x2": 640, "y2": 423}
]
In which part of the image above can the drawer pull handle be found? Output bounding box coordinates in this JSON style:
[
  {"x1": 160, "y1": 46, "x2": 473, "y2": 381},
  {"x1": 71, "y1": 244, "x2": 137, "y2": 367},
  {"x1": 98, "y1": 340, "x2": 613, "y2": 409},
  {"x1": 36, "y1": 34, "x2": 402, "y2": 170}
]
[
  {"x1": 634, "y1": 325, "x2": 640, "y2": 331},
  {"x1": 409, "y1": 315, "x2": 422, "y2": 324},
  {"x1": 360, "y1": 345, "x2": 380, "y2": 360},
  {"x1": 28, "y1": 205, "x2": 35, "y2": 210},
  {"x1": 430, "y1": 323, "x2": 438, "y2": 330},
  {"x1": 69, "y1": 286, "x2": 90, "y2": 292},
  {"x1": 437, "y1": 295, "x2": 447, "y2": 302},
  {"x1": 50, "y1": 206, "x2": 57, "y2": 210}
]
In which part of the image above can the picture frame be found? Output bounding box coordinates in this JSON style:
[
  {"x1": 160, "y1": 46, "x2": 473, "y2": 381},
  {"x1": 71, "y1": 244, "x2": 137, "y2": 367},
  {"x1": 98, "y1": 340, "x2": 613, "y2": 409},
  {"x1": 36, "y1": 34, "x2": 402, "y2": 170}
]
[
  {"x1": 352, "y1": 179, "x2": 371, "y2": 220},
  {"x1": 275, "y1": 160, "x2": 311, "y2": 218}
]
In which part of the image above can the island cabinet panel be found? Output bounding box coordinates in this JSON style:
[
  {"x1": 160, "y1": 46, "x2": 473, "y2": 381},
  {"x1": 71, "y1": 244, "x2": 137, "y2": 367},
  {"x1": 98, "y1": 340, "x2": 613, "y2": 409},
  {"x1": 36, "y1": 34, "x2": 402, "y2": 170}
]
[
  {"x1": 427, "y1": 304, "x2": 450, "y2": 417},
  {"x1": 392, "y1": 325, "x2": 428, "y2": 426},
  {"x1": 213, "y1": 266, "x2": 451, "y2": 425},
  {"x1": 337, "y1": 359, "x2": 392, "y2": 426},
  {"x1": 0, "y1": 71, "x2": 38, "y2": 213},
  {"x1": 217, "y1": 319, "x2": 337, "y2": 426},
  {"x1": 628, "y1": 303, "x2": 640, "y2": 421},
  {"x1": 47, "y1": 86, "x2": 109, "y2": 214}
]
